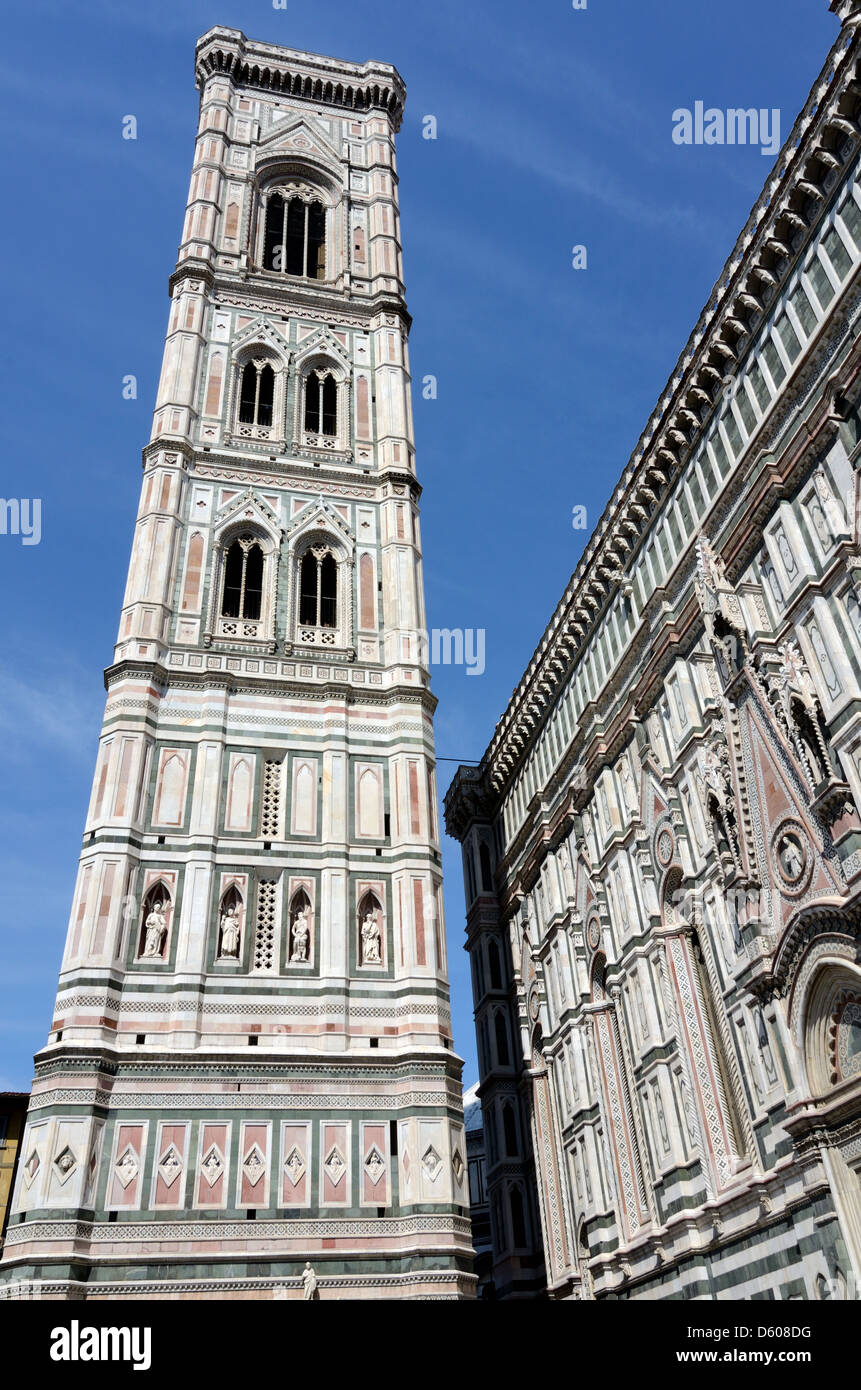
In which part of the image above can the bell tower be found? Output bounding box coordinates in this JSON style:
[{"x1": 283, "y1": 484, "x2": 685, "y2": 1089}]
[{"x1": 1, "y1": 27, "x2": 473, "y2": 1300}]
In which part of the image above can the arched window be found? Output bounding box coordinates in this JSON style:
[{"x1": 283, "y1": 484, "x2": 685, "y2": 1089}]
[
  {"x1": 238, "y1": 362, "x2": 274, "y2": 427},
  {"x1": 494, "y1": 1010, "x2": 510, "y2": 1067},
  {"x1": 138, "y1": 885, "x2": 171, "y2": 961},
  {"x1": 264, "y1": 193, "x2": 326, "y2": 279},
  {"x1": 221, "y1": 536, "x2": 264, "y2": 621},
  {"x1": 304, "y1": 371, "x2": 338, "y2": 436},
  {"x1": 299, "y1": 547, "x2": 337, "y2": 629}
]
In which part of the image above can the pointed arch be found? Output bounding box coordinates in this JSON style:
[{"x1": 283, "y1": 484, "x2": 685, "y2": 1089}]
[
  {"x1": 288, "y1": 885, "x2": 313, "y2": 965},
  {"x1": 358, "y1": 889, "x2": 384, "y2": 966},
  {"x1": 138, "y1": 882, "x2": 172, "y2": 961},
  {"x1": 217, "y1": 883, "x2": 244, "y2": 960},
  {"x1": 206, "y1": 504, "x2": 281, "y2": 648}
]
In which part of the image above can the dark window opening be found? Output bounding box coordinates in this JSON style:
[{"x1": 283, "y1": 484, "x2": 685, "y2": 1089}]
[
  {"x1": 488, "y1": 939, "x2": 502, "y2": 991},
  {"x1": 480, "y1": 842, "x2": 493, "y2": 893},
  {"x1": 248, "y1": 1035, "x2": 259, "y2": 1047},
  {"x1": 321, "y1": 373, "x2": 337, "y2": 435},
  {"x1": 299, "y1": 548, "x2": 337, "y2": 629},
  {"x1": 304, "y1": 372, "x2": 338, "y2": 436},
  {"x1": 238, "y1": 362, "x2": 274, "y2": 427},
  {"x1": 136, "y1": 1034, "x2": 145, "y2": 1046},
  {"x1": 503, "y1": 1103, "x2": 518, "y2": 1156},
  {"x1": 510, "y1": 1187, "x2": 527, "y2": 1248},
  {"x1": 265, "y1": 193, "x2": 326, "y2": 279},
  {"x1": 221, "y1": 536, "x2": 264, "y2": 621},
  {"x1": 494, "y1": 1011, "x2": 510, "y2": 1067}
]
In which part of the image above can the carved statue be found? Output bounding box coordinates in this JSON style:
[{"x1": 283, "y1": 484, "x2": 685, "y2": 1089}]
[
  {"x1": 142, "y1": 900, "x2": 168, "y2": 958},
  {"x1": 291, "y1": 904, "x2": 310, "y2": 962},
  {"x1": 770, "y1": 640, "x2": 835, "y2": 786},
  {"x1": 302, "y1": 1261, "x2": 318, "y2": 1301},
  {"x1": 699, "y1": 719, "x2": 742, "y2": 871},
  {"x1": 219, "y1": 901, "x2": 241, "y2": 958},
  {"x1": 779, "y1": 834, "x2": 804, "y2": 880},
  {"x1": 361, "y1": 908, "x2": 382, "y2": 964}
]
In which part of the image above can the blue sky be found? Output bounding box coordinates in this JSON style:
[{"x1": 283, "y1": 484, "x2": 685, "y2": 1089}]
[{"x1": 0, "y1": 0, "x2": 839, "y2": 1092}]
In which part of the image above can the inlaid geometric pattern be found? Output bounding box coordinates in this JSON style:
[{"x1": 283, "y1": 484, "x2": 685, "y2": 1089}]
[{"x1": 253, "y1": 879, "x2": 279, "y2": 973}]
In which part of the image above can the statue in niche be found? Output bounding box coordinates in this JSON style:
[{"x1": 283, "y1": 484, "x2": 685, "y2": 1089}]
[
  {"x1": 700, "y1": 720, "x2": 742, "y2": 871},
  {"x1": 361, "y1": 907, "x2": 382, "y2": 964},
  {"x1": 302, "y1": 1261, "x2": 318, "y2": 1301},
  {"x1": 770, "y1": 640, "x2": 835, "y2": 786},
  {"x1": 142, "y1": 900, "x2": 168, "y2": 958},
  {"x1": 219, "y1": 900, "x2": 241, "y2": 959},
  {"x1": 290, "y1": 903, "x2": 310, "y2": 962}
]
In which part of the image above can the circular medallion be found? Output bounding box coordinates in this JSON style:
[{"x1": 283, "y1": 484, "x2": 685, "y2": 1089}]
[
  {"x1": 772, "y1": 819, "x2": 812, "y2": 897},
  {"x1": 586, "y1": 915, "x2": 602, "y2": 952},
  {"x1": 656, "y1": 828, "x2": 674, "y2": 867},
  {"x1": 528, "y1": 987, "x2": 541, "y2": 1023}
]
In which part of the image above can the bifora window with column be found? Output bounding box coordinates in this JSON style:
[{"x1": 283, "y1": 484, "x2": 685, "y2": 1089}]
[
  {"x1": 228, "y1": 348, "x2": 287, "y2": 446},
  {"x1": 288, "y1": 529, "x2": 354, "y2": 655},
  {"x1": 260, "y1": 181, "x2": 328, "y2": 280},
  {"x1": 296, "y1": 358, "x2": 348, "y2": 453},
  {"x1": 204, "y1": 524, "x2": 280, "y2": 649}
]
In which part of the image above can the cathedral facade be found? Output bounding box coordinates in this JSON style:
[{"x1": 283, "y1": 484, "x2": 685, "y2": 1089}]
[
  {"x1": 0, "y1": 28, "x2": 473, "y2": 1299},
  {"x1": 446, "y1": 0, "x2": 861, "y2": 1301}
]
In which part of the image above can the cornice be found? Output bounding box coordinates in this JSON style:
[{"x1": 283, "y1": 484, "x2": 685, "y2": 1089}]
[
  {"x1": 461, "y1": 20, "x2": 861, "y2": 812},
  {"x1": 210, "y1": 272, "x2": 412, "y2": 333},
  {"x1": 167, "y1": 259, "x2": 215, "y2": 298},
  {"x1": 102, "y1": 657, "x2": 438, "y2": 716},
  {"x1": 184, "y1": 449, "x2": 421, "y2": 502},
  {"x1": 194, "y1": 27, "x2": 406, "y2": 132}
]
